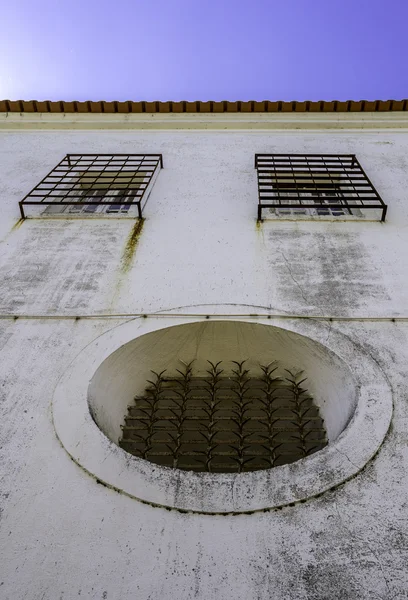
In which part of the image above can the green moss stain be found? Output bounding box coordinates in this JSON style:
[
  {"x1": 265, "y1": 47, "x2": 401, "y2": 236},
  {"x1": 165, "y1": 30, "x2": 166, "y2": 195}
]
[
  {"x1": 2, "y1": 218, "x2": 25, "y2": 243},
  {"x1": 121, "y1": 218, "x2": 144, "y2": 272},
  {"x1": 10, "y1": 218, "x2": 25, "y2": 232},
  {"x1": 109, "y1": 219, "x2": 145, "y2": 311},
  {"x1": 255, "y1": 217, "x2": 266, "y2": 245}
]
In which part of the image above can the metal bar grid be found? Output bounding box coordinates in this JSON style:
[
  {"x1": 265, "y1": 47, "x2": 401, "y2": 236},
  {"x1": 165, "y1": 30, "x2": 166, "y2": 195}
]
[
  {"x1": 255, "y1": 154, "x2": 387, "y2": 222},
  {"x1": 19, "y1": 154, "x2": 163, "y2": 218},
  {"x1": 119, "y1": 361, "x2": 327, "y2": 473}
]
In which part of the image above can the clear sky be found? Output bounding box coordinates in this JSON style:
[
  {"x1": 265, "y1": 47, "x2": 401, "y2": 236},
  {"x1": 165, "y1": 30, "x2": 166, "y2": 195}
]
[{"x1": 1, "y1": 0, "x2": 407, "y2": 101}]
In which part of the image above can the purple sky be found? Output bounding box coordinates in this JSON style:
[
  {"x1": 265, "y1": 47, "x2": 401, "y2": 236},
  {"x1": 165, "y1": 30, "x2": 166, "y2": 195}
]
[{"x1": 1, "y1": 0, "x2": 407, "y2": 101}]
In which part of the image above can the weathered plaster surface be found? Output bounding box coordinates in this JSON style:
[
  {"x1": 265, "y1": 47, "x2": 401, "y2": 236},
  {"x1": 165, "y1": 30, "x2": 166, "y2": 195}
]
[
  {"x1": 1, "y1": 129, "x2": 408, "y2": 316},
  {"x1": 0, "y1": 319, "x2": 407, "y2": 599},
  {"x1": 1, "y1": 122, "x2": 408, "y2": 598}
]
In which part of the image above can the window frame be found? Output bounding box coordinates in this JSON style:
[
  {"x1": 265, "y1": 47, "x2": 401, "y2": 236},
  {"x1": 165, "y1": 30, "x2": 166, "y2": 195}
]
[
  {"x1": 19, "y1": 154, "x2": 163, "y2": 219},
  {"x1": 255, "y1": 154, "x2": 387, "y2": 222}
]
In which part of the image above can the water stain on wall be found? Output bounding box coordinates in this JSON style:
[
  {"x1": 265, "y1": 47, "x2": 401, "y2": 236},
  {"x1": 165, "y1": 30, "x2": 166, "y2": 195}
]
[
  {"x1": 120, "y1": 219, "x2": 144, "y2": 273},
  {"x1": 267, "y1": 230, "x2": 389, "y2": 313}
]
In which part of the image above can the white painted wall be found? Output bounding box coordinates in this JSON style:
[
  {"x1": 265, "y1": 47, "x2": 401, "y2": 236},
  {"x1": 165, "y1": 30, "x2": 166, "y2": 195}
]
[{"x1": 1, "y1": 114, "x2": 408, "y2": 599}]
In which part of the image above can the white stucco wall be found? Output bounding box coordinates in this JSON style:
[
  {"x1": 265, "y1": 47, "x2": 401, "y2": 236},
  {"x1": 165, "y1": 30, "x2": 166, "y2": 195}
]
[{"x1": 1, "y1": 113, "x2": 408, "y2": 599}]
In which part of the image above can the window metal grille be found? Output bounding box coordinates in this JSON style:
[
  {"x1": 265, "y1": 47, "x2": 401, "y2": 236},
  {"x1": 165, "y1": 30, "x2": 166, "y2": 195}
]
[
  {"x1": 255, "y1": 154, "x2": 387, "y2": 222},
  {"x1": 19, "y1": 154, "x2": 163, "y2": 219},
  {"x1": 119, "y1": 361, "x2": 327, "y2": 473}
]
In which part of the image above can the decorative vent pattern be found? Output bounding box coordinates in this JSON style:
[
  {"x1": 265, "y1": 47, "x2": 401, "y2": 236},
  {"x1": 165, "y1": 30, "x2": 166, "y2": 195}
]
[
  {"x1": 120, "y1": 361, "x2": 327, "y2": 473},
  {"x1": 19, "y1": 154, "x2": 162, "y2": 218},
  {"x1": 255, "y1": 154, "x2": 387, "y2": 222}
]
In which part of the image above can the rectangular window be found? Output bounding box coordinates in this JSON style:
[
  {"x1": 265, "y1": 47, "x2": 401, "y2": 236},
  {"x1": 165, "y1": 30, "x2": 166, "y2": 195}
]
[
  {"x1": 19, "y1": 154, "x2": 163, "y2": 219},
  {"x1": 255, "y1": 154, "x2": 387, "y2": 222}
]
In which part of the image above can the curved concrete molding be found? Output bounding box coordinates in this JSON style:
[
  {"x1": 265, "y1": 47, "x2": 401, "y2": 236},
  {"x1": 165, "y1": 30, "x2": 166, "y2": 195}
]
[{"x1": 52, "y1": 310, "x2": 392, "y2": 514}]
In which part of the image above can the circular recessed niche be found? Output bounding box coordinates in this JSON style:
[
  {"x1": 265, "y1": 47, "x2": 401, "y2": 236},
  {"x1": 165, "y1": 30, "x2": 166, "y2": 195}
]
[
  {"x1": 53, "y1": 316, "x2": 392, "y2": 513},
  {"x1": 89, "y1": 321, "x2": 352, "y2": 470}
]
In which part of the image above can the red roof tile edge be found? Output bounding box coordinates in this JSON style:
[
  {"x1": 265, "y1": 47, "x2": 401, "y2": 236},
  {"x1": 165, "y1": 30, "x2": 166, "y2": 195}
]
[{"x1": 0, "y1": 99, "x2": 407, "y2": 114}]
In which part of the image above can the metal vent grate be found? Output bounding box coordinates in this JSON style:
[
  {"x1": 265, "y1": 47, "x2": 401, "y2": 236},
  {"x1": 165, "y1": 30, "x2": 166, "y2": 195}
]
[
  {"x1": 255, "y1": 154, "x2": 387, "y2": 222},
  {"x1": 119, "y1": 361, "x2": 327, "y2": 473},
  {"x1": 19, "y1": 154, "x2": 163, "y2": 218}
]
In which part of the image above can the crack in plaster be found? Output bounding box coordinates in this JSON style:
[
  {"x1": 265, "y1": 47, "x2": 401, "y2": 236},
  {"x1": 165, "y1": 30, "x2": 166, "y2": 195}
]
[
  {"x1": 334, "y1": 447, "x2": 361, "y2": 470},
  {"x1": 279, "y1": 250, "x2": 310, "y2": 306},
  {"x1": 278, "y1": 249, "x2": 334, "y2": 343}
]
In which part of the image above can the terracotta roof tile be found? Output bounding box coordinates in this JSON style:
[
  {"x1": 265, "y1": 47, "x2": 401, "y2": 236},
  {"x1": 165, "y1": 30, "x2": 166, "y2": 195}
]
[
  {"x1": 199, "y1": 101, "x2": 212, "y2": 112},
  {"x1": 0, "y1": 99, "x2": 406, "y2": 114}
]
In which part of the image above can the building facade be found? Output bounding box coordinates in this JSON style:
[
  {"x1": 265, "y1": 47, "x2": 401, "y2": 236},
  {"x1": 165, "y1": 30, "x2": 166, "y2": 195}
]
[{"x1": 0, "y1": 101, "x2": 408, "y2": 599}]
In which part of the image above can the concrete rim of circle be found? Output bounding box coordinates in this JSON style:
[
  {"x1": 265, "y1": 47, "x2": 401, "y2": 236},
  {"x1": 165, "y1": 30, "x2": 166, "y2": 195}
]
[{"x1": 52, "y1": 307, "x2": 393, "y2": 514}]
